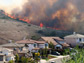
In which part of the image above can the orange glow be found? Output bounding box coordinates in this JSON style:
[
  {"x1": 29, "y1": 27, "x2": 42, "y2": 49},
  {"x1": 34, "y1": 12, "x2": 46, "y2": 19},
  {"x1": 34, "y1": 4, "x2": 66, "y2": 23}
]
[
  {"x1": 40, "y1": 23, "x2": 43, "y2": 28},
  {"x1": 4, "y1": 12, "x2": 30, "y2": 23},
  {"x1": 3, "y1": 12, "x2": 66, "y2": 30},
  {"x1": 18, "y1": 18, "x2": 30, "y2": 23},
  {"x1": 3, "y1": 11, "x2": 67, "y2": 30}
]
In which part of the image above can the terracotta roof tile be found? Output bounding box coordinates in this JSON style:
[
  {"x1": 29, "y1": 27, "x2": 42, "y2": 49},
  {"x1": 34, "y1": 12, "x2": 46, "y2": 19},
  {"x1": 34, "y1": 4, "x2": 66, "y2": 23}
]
[
  {"x1": 41, "y1": 37, "x2": 59, "y2": 45},
  {"x1": 1, "y1": 43, "x2": 24, "y2": 48},
  {"x1": 61, "y1": 43, "x2": 69, "y2": 47},
  {"x1": 16, "y1": 39, "x2": 47, "y2": 44}
]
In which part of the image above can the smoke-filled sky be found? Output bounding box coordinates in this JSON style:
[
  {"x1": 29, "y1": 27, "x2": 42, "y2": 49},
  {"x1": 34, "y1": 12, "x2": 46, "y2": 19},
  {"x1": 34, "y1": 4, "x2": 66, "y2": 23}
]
[
  {"x1": 0, "y1": 0, "x2": 27, "y2": 13},
  {"x1": 0, "y1": 0, "x2": 84, "y2": 32}
]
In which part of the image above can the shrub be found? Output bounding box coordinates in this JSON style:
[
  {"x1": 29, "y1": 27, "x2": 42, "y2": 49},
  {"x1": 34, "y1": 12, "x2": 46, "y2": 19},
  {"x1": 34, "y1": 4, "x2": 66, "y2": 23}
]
[
  {"x1": 21, "y1": 57, "x2": 28, "y2": 63},
  {"x1": 35, "y1": 53, "x2": 40, "y2": 62},
  {"x1": 8, "y1": 60, "x2": 14, "y2": 63},
  {"x1": 31, "y1": 35, "x2": 41, "y2": 40},
  {"x1": 28, "y1": 24, "x2": 31, "y2": 26},
  {"x1": 15, "y1": 54, "x2": 19, "y2": 63},
  {"x1": 63, "y1": 48, "x2": 84, "y2": 63},
  {"x1": 49, "y1": 42, "x2": 55, "y2": 51},
  {"x1": 38, "y1": 30, "x2": 43, "y2": 34}
]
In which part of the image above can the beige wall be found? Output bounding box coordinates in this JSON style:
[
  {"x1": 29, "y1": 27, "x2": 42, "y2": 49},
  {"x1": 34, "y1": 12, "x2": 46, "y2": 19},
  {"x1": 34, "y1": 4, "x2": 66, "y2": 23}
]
[{"x1": 64, "y1": 38, "x2": 79, "y2": 47}]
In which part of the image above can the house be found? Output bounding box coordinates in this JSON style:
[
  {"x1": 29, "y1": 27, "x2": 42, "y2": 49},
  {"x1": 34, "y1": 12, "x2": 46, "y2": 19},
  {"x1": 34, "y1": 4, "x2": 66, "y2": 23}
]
[
  {"x1": 16, "y1": 39, "x2": 50, "y2": 53},
  {"x1": 0, "y1": 53, "x2": 5, "y2": 62},
  {"x1": 1, "y1": 43, "x2": 24, "y2": 49},
  {"x1": 1, "y1": 43, "x2": 28, "y2": 57},
  {"x1": 41, "y1": 37, "x2": 69, "y2": 49},
  {"x1": 0, "y1": 47, "x2": 15, "y2": 62},
  {"x1": 17, "y1": 47, "x2": 29, "y2": 58},
  {"x1": 64, "y1": 32, "x2": 84, "y2": 47}
]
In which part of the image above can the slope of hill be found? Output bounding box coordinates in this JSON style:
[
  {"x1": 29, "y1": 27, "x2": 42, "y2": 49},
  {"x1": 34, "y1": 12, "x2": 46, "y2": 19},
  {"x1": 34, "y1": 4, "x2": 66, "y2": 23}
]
[
  {"x1": 0, "y1": 10, "x2": 72, "y2": 44},
  {"x1": 0, "y1": 10, "x2": 43, "y2": 44}
]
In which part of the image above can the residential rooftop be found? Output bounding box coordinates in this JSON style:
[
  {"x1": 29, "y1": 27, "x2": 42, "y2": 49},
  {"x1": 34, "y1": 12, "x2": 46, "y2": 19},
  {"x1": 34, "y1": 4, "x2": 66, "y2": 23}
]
[
  {"x1": 41, "y1": 37, "x2": 64, "y2": 45},
  {"x1": 64, "y1": 33, "x2": 84, "y2": 38},
  {"x1": 16, "y1": 39, "x2": 47, "y2": 44},
  {"x1": 0, "y1": 43, "x2": 24, "y2": 48}
]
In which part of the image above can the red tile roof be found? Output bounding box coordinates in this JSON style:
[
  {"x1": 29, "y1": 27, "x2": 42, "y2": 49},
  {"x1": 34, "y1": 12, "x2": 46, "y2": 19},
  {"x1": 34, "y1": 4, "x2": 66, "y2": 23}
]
[
  {"x1": 41, "y1": 37, "x2": 69, "y2": 47},
  {"x1": 16, "y1": 39, "x2": 47, "y2": 44},
  {"x1": 61, "y1": 43, "x2": 70, "y2": 47},
  {"x1": 41, "y1": 37, "x2": 61, "y2": 45},
  {"x1": 53, "y1": 37, "x2": 63, "y2": 41}
]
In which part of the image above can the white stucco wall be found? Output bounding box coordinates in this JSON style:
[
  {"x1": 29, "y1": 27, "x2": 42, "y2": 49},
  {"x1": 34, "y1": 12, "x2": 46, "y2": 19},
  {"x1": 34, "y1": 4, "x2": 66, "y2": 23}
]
[
  {"x1": 38, "y1": 43, "x2": 48, "y2": 48},
  {"x1": 65, "y1": 37, "x2": 84, "y2": 47},
  {"x1": 2, "y1": 50, "x2": 9, "y2": 55},
  {"x1": 27, "y1": 43, "x2": 48, "y2": 52},
  {"x1": 39, "y1": 44, "x2": 45, "y2": 48},
  {"x1": 1, "y1": 50, "x2": 15, "y2": 61},
  {"x1": 27, "y1": 44, "x2": 34, "y2": 52},
  {"x1": 6, "y1": 57, "x2": 11, "y2": 61}
]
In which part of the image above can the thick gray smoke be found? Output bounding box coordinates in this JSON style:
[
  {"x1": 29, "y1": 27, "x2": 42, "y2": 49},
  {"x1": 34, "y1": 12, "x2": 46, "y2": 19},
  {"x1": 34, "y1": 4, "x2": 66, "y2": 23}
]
[{"x1": 11, "y1": 0, "x2": 84, "y2": 32}]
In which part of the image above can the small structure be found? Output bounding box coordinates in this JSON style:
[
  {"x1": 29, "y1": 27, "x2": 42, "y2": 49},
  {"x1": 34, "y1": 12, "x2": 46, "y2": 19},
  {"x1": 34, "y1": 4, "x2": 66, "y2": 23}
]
[
  {"x1": 16, "y1": 39, "x2": 50, "y2": 53},
  {"x1": 41, "y1": 37, "x2": 69, "y2": 49},
  {"x1": 0, "y1": 53, "x2": 5, "y2": 62},
  {"x1": 17, "y1": 47, "x2": 29, "y2": 58},
  {"x1": 0, "y1": 47, "x2": 15, "y2": 62},
  {"x1": 64, "y1": 32, "x2": 84, "y2": 47},
  {"x1": 0, "y1": 43, "x2": 27, "y2": 56},
  {"x1": 1, "y1": 43, "x2": 24, "y2": 49}
]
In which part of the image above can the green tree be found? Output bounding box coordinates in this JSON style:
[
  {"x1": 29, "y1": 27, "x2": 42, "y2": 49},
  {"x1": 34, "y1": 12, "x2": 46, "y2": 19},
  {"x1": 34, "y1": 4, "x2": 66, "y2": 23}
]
[
  {"x1": 45, "y1": 47, "x2": 48, "y2": 57},
  {"x1": 23, "y1": 58, "x2": 28, "y2": 63},
  {"x1": 31, "y1": 35, "x2": 41, "y2": 40},
  {"x1": 21, "y1": 57, "x2": 31, "y2": 63},
  {"x1": 15, "y1": 54, "x2": 19, "y2": 63},
  {"x1": 50, "y1": 31, "x2": 56, "y2": 36},
  {"x1": 21, "y1": 57, "x2": 25, "y2": 63},
  {"x1": 35, "y1": 53, "x2": 40, "y2": 63},
  {"x1": 63, "y1": 48, "x2": 84, "y2": 63},
  {"x1": 49, "y1": 42, "x2": 55, "y2": 51},
  {"x1": 8, "y1": 60, "x2": 14, "y2": 63}
]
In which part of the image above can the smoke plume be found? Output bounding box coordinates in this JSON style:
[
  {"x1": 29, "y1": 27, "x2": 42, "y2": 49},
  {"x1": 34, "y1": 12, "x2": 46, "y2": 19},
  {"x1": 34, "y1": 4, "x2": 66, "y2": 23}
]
[{"x1": 1, "y1": 0, "x2": 84, "y2": 32}]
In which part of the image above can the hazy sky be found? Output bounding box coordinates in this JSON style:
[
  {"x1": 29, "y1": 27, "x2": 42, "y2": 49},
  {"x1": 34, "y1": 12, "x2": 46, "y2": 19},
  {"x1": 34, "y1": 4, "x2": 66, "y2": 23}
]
[
  {"x1": 0, "y1": 0, "x2": 27, "y2": 13},
  {"x1": 0, "y1": 0, "x2": 14, "y2": 6}
]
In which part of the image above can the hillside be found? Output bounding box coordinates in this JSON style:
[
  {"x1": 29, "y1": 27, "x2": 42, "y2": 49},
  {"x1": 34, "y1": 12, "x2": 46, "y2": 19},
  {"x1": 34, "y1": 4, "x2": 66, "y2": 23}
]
[
  {"x1": 0, "y1": 10, "x2": 43, "y2": 44},
  {"x1": 0, "y1": 10, "x2": 72, "y2": 44}
]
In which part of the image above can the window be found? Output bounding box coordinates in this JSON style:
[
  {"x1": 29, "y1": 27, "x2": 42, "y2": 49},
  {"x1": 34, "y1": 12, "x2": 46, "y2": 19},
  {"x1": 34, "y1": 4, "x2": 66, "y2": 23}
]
[
  {"x1": 13, "y1": 48, "x2": 16, "y2": 51},
  {"x1": 0, "y1": 51, "x2": 2, "y2": 53},
  {"x1": 34, "y1": 43, "x2": 37, "y2": 47},
  {"x1": 45, "y1": 43, "x2": 48, "y2": 47},
  {"x1": 19, "y1": 47, "x2": 23, "y2": 51},
  {"x1": 79, "y1": 38, "x2": 82, "y2": 42},
  {"x1": 59, "y1": 41, "x2": 64, "y2": 44},
  {"x1": 25, "y1": 44, "x2": 29, "y2": 47},
  {"x1": 0, "y1": 56, "x2": 3, "y2": 61}
]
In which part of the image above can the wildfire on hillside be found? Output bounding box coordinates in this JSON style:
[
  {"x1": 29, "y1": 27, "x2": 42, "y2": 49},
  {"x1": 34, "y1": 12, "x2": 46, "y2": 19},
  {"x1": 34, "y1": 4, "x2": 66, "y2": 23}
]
[
  {"x1": 1, "y1": 0, "x2": 84, "y2": 32},
  {"x1": 4, "y1": 12, "x2": 30, "y2": 23}
]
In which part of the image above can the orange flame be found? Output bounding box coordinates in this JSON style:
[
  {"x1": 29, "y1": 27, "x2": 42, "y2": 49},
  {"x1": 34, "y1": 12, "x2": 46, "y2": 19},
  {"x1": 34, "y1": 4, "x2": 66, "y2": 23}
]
[
  {"x1": 3, "y1": 12, "x2": 66, "y2": 30},
  {"x1": 4, "y1": 12, "x2": 30, "y2": 23},
  {"x1": 40, "y1": 23, "x2": 43, "y2": 28}
]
